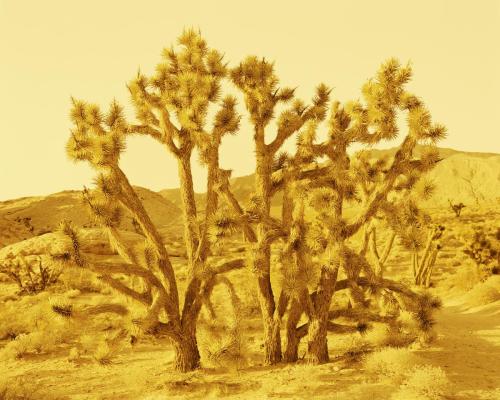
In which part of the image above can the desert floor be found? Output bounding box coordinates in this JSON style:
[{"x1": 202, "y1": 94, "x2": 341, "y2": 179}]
[{"x1": 1, "y1": 205, "x2": 499, "y2": 400}]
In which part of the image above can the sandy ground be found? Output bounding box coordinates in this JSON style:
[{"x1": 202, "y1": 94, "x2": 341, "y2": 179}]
[
  {"x1": 415, "y1": 299, "x2": 500, "y2": 400},
  {"x1": 1, "y1": 205, "x2": 499, "y2": 399},
  {"x1": 0, "y1": 294, "x2": 498, "y2": 399}
]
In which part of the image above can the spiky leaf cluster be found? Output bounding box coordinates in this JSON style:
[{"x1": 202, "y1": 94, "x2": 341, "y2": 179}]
[
  {"x1": 207, "y1": 210, "x2": 241, "y2": 245},
  {"x1": 67, "y1": 99, "x2": 127, "y2": 168},
  {"x1": 128, "y1": 28, "x2": 240, "y2": 156},
  {"x1": 82, "y1": 186, "x2": 123, "y2": 229},
  {"x1": 230, "y1": 57, "x2": 329, "y2": 131},
  {"x1": 57, "y1": 220, "x2": 84, "y2": 267},
  {"x1": 382, "y1": 199, "x2": 431, "y2": 251}
]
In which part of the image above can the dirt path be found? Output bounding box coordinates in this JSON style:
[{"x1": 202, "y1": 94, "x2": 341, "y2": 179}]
[{"x1": 416, "y1": 299, "x2": 500, "y2": 400}]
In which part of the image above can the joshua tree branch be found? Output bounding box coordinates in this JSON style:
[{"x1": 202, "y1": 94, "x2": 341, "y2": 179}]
[
  {"x1": 210, "y1": 258, "x2": 246, "y2": 276},
  {"x1": 217, "y1": 180, "x2": 258, "y2": 243},
  {"x1": 267, "y1": 118, "x2": 306, "y2": 155},
  {"x1": 128, "y1": 124, "x2": 163, "y2": 141},
  {"x1": 99, "y1": 274, "x2": 152, "y2": 305}
]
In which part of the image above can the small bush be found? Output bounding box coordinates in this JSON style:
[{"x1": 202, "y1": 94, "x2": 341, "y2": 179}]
[
  {"x1": 0, "y1": 256, "x2": 61, "y2": 294},
  {"x1": 0, "y1": 292, "x2": 51, "y2": 340},
  {"x1": 364, "y1": 347, "x2": 422, "y2": 380},
  {"x1": 0, "y1": 376, "x2": 54, "y2": 400},
  {"x1": 463, "y1": 277, "x2": 500, "y2": 307},
  {"x1": 363, "y1": 323, "x2": 413, "y2": 348},
  {"x1": 0, "y1": 321, "x2": 74, "y2": 361},
  {"x1": 463, "y1": 227, "x2": 499, "y2": 280},
  {"x1": 447, "y1": 263, "x2": 479, "y2": 292},
  {"x1": 392, "y1": 365, "x2": 450, "y2": 400}
]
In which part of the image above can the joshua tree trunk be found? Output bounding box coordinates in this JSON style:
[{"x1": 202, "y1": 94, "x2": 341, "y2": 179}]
[
  {"x1": 178, "y1": 152, "x2": 199, "y2": 265},
  {"x1": 263, "y1": 316, "x2": 282, "y2": 365},
  {"x1": 254, "y1": 137, "x2": 282, "y2": 364},
  {"x1": 173, "y1": 330, "x2": 201, "y2": 372},
  {"x1": 305, "y1": 266, "x2": 339, "y2": 364},
  {"x1": 284, "y1": 298, "x2": 303, "y2": 362},
  {"x1": 305, "y1": 318, "x2": 329, "y2": 364}
]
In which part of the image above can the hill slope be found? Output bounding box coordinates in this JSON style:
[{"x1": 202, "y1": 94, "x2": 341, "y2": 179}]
[
  {"x1": 159, "y1": 146, "x2": 500, "y2": 209},
  {"x1": 1, "y1": 147, "x2": 497, "y2": 249},
  {"x1": 0, "y1": 187, "x2": 182, "y2": 248}
]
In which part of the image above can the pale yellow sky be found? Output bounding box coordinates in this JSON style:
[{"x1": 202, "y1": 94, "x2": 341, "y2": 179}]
[{"x1": 1, "y1": 0, "x2": 499, "y2": 200}]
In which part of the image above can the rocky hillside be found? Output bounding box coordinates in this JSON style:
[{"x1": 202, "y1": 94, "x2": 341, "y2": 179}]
[
  {"x1": 1, "y1": 147, "x2": 498, "y2": 250},
  {"x1": 0, "y1": 187, "x2": 182, "y2": 249},
  {"x1": 159, "y1": 146, "x2": 500, "y2": 209}
]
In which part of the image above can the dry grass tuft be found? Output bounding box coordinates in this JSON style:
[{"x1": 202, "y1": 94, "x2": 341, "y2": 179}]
[
  {"x1": 392, "y1": 365, "x2": 450, "y2": 400},
  {"x1": 446, "y1": 263, "x2": 480, "y2": 292},
  {"x1": 463, "y1": 277, "x2": 500, "y2": 307},
  {"x1": 0, "y1": 376, "x2": 57, "y2": 400},
  {"x1": 93, "y1": 341, "x2": 114, "y2": 365},
  {"x1": 364, "y1": 347, "x2": 422, "y2": 380}
]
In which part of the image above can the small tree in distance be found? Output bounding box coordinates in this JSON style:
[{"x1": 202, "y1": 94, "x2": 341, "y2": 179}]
[{"x1": 448, "y1": 199, "x2": 465, "y2": 217}]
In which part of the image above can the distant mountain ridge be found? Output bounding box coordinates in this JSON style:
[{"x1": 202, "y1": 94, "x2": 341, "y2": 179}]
[
  {"x1": 1, "y1": 147, "x2": 498, "y2": 250},
  {"x1": 0, "y1": 187, "x2": 182, "y2": 248},
  {"x1": 159, "y1": 146, "x2": 500, "y2": 209}
]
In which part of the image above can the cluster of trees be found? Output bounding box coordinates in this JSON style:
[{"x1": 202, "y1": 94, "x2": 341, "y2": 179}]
[{"x1": 62, "y1": 30, "x2": 446, "y2": 371}]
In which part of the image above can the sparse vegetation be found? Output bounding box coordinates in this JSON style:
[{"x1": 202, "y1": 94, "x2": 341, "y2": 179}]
[
  {"x1": 0, "y1": 255, "x2": 61, "y2": 294},
  {"x1": 364, "y1": 347, "x2": 421, "y2": 379},
  {"x1": 463, "y1": 226, "x2": 499, "y2": 280},
  {"x1": 393, "y1": 365, "x2": 450, "y2": 400}
]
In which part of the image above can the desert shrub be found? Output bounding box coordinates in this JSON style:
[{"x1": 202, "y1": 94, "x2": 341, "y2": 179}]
[
  {"x1": 364, "y1": 347, "x2": 422, "y2": 380},
  {"x1": 0, "y1": 255, "x2": 61, "y2": 294},
  {"x1": 0, "y1": 314, "x2": 75, "y2": 361},
  {"x1": 392, "y1": 365, "x2": 450, "y2": 400},
  {"x1": 463, "y1": 227, "x2": 499, "y2": 280},
  {"x1": 363, "y1": 323, "x2": 409, "y2": 348},
  {"x1": 0, "y1": 291, "x2": 52, "y2": 340},
  {"x1": 0, "y1": 376, "x2": 57, "y2": 400},
  {"x1": 198, "y1": 277, "x2": 246, "y2": 370},
  {"x1": 444, "y1": 262, "x2": 479, "y2": 292},
  {"x1": 463, "y1": 277, "x2": 500, "y2": 307},
  {"x1": 0, "y1": 291, "x2": 129, "y2": 362},
  {"x1": 58, "y1": 268, "x2": 102, "y2": 293}
]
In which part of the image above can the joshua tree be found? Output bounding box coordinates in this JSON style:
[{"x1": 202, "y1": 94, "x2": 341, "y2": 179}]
[
  {"x1": 229, "y1": 57, "x2": 330, "y2": 364},
  {"x1": 63, "y1": 29, "x2": 447, "y2": 369},
  {"x1": 64, "y1": 30, "x2": 245, "y2": 372},
  {"x1": 228, "y1": 58, "x2": 446, "y2": 364},
  {"x1": 448, "y1": 199, "x2": 465, "y2": 217},
  {"x1": 217, "y1": 57, "x2": 445, "y2": 364},
  {"x1": 392, "y1": 210, "x2": 445, "y2": 287}
]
